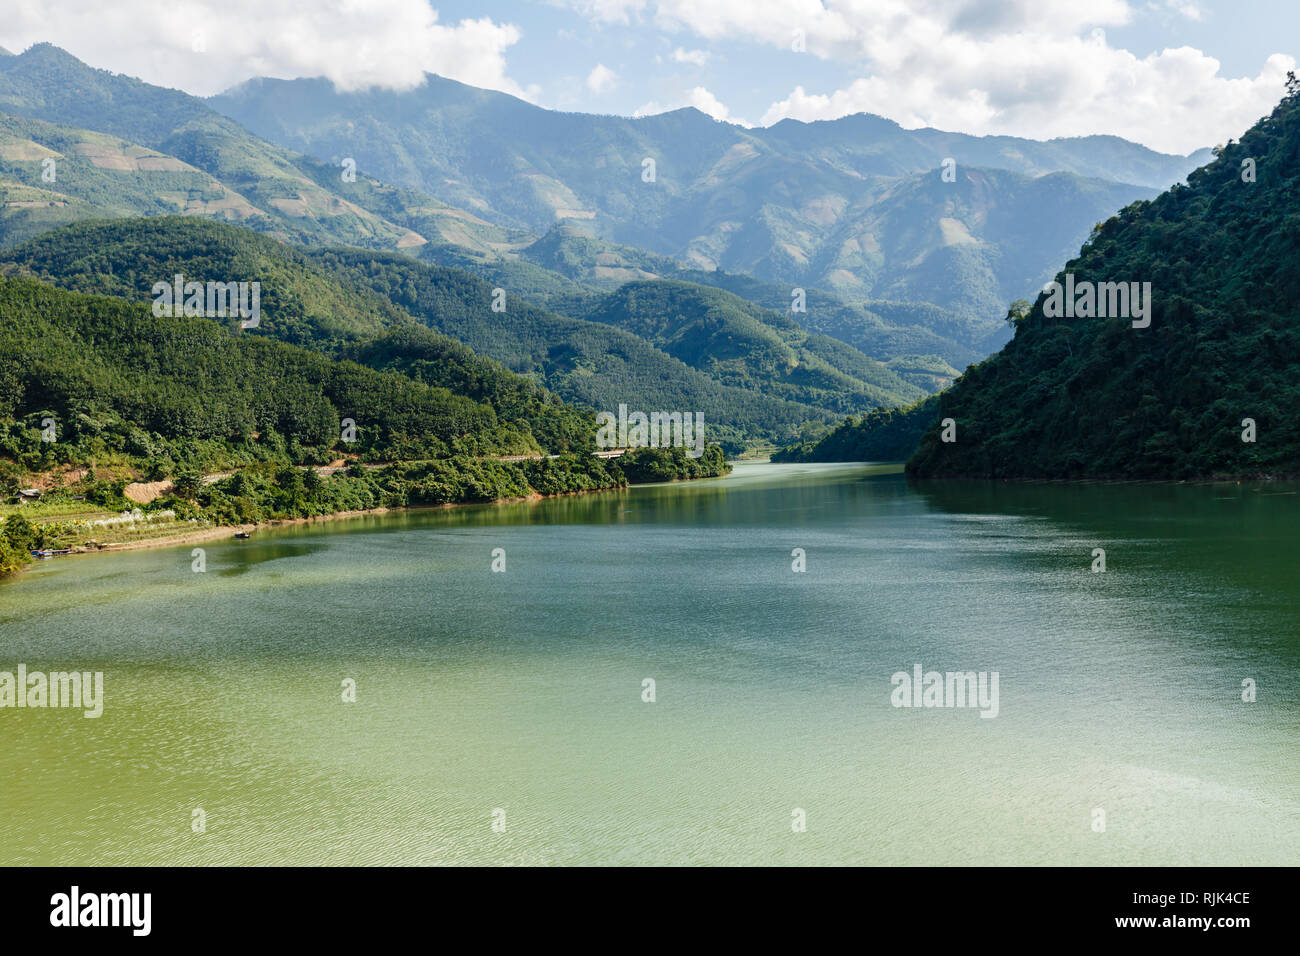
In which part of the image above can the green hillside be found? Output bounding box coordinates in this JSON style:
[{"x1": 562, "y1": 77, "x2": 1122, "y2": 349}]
[
  {"x1": 1, "y1": 216, "x2": 858, "y2": 449},
  {"x1": 909, "y1": 82, "x2": 1300, "y2": 479},
  {"x1": 2, "y1": 216, "x2": 405, "y2": 344},
  {"x1": 423, "y1": 227, "x2": 977, "y2": 377},
  {"x1": 0, "y1": 45, "x2": 504, "y2": 254},
  {"x1": 0, "y1": 274, "x2": 542, "y2": 470},
  {"x1": 774, "y1": 396, "x2": 940, "y2": 463},
  {"x1": 0, "y1": 218, "x2": 596, "y2": 452},
  {"x1": 583, "y1": 280, "x2": 924, "y2": 412},
  {"x1": 0, "y1": 112, "x2": 242, "y2": 248},
  {"x1": 0, "y1": 273, "x2": 735, "y2": 577},
  {"x1": 307, "y1": 247, "x2": 853, "y2": 448}
]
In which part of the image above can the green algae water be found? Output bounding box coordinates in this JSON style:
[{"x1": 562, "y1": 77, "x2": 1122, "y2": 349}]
[{"x1": 1, "y1": 462, "x2": 1297, "y2": 865}]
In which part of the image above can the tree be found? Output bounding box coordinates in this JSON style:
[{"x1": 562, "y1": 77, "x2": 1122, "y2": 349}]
[
  {"x1": 1004, "y1": 299, "x2": 1032, "y2": 330},
  {"x1": 2, "y1": 514, "x2": 37, "y2": 552}
]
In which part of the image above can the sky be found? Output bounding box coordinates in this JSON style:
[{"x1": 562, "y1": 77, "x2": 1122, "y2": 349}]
[{"x1": 2, "y1": 0, "x2": 1297, "y2": 154}]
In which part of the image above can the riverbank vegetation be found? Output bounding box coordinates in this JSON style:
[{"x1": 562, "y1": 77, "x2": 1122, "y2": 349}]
[{"x1": 0, "y1": 273, "x2": 730, "y2": 578}]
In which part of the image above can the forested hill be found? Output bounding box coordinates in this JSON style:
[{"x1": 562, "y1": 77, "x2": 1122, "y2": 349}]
[
  {"x1": 0, "y1": 273, "x2": 730, "y2": 577},
  {"x1": 773, "y1": 396, "x2": 940, "y2": 464},
  {"x1": 307, "y1": 247, "x2": 848, "y2": 447},
  {"x1": 908, "y1": 82, "x2": 1300, "y2": 480},
  {"x1": 581, "y1": 280, "x2": 924, "y2": 411},
  {"x1": 2, "y1": 216, "x2": 408, "y2": 346},
  {"x1": 0, "y1": 217, "x2": 597, "y2": 452},
  {"x1": 0, "y1": 274, "x2": 551, "y2": 466},
  {"x1": 5, "y1": 218, "x2": 919, "y2": 449}
]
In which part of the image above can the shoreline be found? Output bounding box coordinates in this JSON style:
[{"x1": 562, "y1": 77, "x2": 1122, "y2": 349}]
[
  {"x1": 15, "y1": 482, "x2": 649, "y2": 570},
  {"x1": 68, "y1": 505, "x2": 396, "y2": 556},
  {"x1": 18, "y1": 459, "x2": 1286, "y2": 571},
  {"x1": 5, "y1": 458, "x2": 738, "y2": 578},
  {"x1": 782, "y1": 459, "x2": 1300, "y2": 483}
]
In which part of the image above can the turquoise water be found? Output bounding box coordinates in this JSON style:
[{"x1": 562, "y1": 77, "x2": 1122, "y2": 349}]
[{"x1": 1, "y1": 462, "x2": 1297, "y2": 864}]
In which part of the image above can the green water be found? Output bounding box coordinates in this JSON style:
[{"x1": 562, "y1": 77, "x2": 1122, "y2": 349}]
[{"x1": 1, "y1": 462, "x2": 1297, "y2": 865}]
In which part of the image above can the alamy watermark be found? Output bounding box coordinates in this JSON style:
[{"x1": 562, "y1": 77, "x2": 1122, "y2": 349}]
[
  {"x1": 152, "y1": 273, "x2": 260, "y2": 329},
  {"x1": 1042, "y1": 274, "x2": 1151, "y2": 328},
  {"x1": 0, "y1": 664, "x2": 103, "y2": 717},
  {"x1": 596, "y1": 404, "x2": 705, "y2": 458},
  {"x1": 50, "y1": 887, "x2": 150, "y2": 936},
  {"x1": 890, "y1": 664, "x2": 999, "y2": 718}
]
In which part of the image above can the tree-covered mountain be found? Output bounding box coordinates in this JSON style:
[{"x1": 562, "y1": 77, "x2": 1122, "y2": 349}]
[
  {"x1": 908, "y1": 82, "x2": 1300, "y2": 480},
  {"x1": 773, "y1": 396, "x2": 940, "y2": 464},
  {"x1": 2, "y1": 216, "x2": 406, "y2": 344},
  {"x1": 0, "y1": 273, "x2": 548, "y2": 469},
  {"x1": 308, "y1": 246, "x2": 847, "y2": 448},
  {"x1": 582, "y1": 280, "x2": 924, "y2": 412},
  {"x1": 425, "y1": 224, "x2": 977, "y2": 374},
  {"x1": 0, "y1": 218, "x2": 598, "y2": 452},
  {"x1": 2, "y1": 217, "x2": 898, "y2": 450},
  {"x1": 0, "y1": 44, "x2": 515, "y2": 255},
  {"x1": 210, "y1": 70, "x2": 1198, "y2": 324},
  {"x1": 0, "y1": 271, "x2": 733, "y2": 577}
]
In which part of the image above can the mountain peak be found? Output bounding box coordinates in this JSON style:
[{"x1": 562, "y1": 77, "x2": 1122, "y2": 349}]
[{"x1": 12, "y1": 42, "x2": 86, "y2": 68}]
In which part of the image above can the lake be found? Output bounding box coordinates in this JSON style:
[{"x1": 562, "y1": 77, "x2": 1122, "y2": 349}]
[{"x1": 1, "y1": 462, "x2": 1296, "y2": 865}]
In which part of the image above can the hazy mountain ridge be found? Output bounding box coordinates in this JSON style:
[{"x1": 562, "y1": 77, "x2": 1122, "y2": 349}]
[
  {"x1": 209, "y1": 69, "x2": 1202, "y2": 320},
  {"x1": 423, "y1": 224, "x2": 976, "y2": 373},
  {"x1": 0, "y1": 44, "x2": 968, "y2": 392},
  {"x1": 0, "y1": 44, "x2": 509, "y2": 253}
]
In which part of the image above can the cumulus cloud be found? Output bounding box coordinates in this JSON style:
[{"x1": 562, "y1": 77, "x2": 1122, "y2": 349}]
[
  {"x1": 588, "y1": 0, "x2": 1293, "y2": 153},
  {"x1": 0, "y1": 0, "x2": 536, "y2": 99},
  {"x1": 634, "y1": 86, "x2": 747, "y2": 124},
  {"x1": 758, "y1": 41, "x2": 1292, "y2": 154},
  {"x1": 686, "y1": 86, "x2": 736, "y2": 121},
  {"x1": 586, "y1": 63, "x2": 618, "y2": 93},
  {"x1": 671, "y1": 47, "x2": 710, "y2": 66}
]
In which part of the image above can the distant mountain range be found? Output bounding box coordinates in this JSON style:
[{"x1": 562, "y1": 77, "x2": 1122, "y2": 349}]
[
  {"x1": 211, "y1": 70, "x2": 1206, "y2": 324},
  {"x1": 0, "y1": 43, "x2": 1228, "y2": 458},
  {"x1": 0, "y1": 45, "x2": 512, "y2": 254}
]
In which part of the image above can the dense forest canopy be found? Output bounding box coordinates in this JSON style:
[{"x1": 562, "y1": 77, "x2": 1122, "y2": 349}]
[
  {"x1": 773, "y1": 396, "x2": 940, "y2": 464},
  {"x1": 908, "y1": 83, "x2": 1300, "y2": 480},
  {"x1": 0, "y1": 217, "x2": 601, "y2": 453}
]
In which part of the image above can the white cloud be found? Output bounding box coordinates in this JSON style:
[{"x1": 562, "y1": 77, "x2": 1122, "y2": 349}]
[
  {"x1": 1162, "y1": 0, "x2": 1204, "y2": 21},
  {"x1": 567, "y1": 0, "x2": 647, "y2": 25},
  {"x1": 575, "y1": 0, "x2": 1294, "y2": 154},
  {"x1": 0, "y1": 0, "x2": 536, "y2": 99},
  {"x1": 634, "y1": 86, "x2": 747, "y2": 125},
  {"x1": 759, "y1": 43, "x2": 1293, "y2": 154},
  {"x1": 671, "y1": 47, "x2": 710, "y2": 66},
  {"x1": 686, "y1": 86, "x2": 733, "y2": 121},
  {"x1": 586, "y1": 63, "x2": 618, "y2": 93}
]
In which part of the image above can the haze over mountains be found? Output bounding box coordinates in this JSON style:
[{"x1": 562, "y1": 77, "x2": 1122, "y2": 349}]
[
  {"x1": 0, "y1": 42, "x2": 1230, "y2": 458},
  {"x1": 211, "y1": 71, "x2": 1207, "y2": 329}
]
